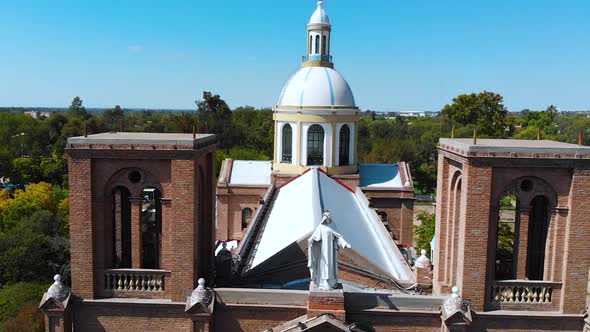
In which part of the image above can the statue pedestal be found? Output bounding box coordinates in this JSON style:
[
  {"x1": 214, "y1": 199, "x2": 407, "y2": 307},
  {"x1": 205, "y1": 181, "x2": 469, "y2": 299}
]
[{"x1": 307, "y1": 284, "x2": 346, "y2": 321}]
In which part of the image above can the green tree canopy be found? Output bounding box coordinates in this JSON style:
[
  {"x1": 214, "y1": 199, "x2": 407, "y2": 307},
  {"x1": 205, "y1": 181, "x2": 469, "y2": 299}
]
[{"x1": 442, "y1": 91, "x2": 509, "y2": 136}]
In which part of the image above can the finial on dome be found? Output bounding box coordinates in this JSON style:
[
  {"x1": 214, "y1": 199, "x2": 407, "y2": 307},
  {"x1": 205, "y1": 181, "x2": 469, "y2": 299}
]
[{"x1": 317, "y1": 0, "x2": 323, "y2": 7}]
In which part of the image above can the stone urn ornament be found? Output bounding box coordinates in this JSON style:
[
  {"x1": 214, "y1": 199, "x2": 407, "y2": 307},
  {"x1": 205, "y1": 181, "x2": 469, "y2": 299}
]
[
  {"x1": 47, "y1": 274, "x2": 70, "y2": 302},
  {"x1": 190, "y1": 278, "x2": 213, "y2": 307}
]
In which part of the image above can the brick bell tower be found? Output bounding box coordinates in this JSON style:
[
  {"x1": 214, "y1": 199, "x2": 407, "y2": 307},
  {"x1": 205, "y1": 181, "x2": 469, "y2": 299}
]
[
  {"x1": 66, "y1": 132, "x2": 216, "y2": 303},
  {"x1": 433, "y1": 138, "x2": 590, "y2": 314}
]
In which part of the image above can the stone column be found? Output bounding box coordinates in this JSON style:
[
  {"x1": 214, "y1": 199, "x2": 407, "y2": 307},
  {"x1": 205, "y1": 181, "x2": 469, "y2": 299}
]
[
  {"x1": 560, "y1": 169, "x2": 590, "y2": 314},
  {"x1": 433, "y1": 156, "x2": 450, "y2": 294},
  {"x1": 67, "y1": 157, "x2": 95, "y2": 299},
  {"x1": 515, "y1": 206, "x2": 531, "y2": 280},
  {"x1": 129, "y1": 197, "x2": 143, "y2": 269},
  {"x1": 454, "y1": 162, "x2": 492, "y2": 311}
]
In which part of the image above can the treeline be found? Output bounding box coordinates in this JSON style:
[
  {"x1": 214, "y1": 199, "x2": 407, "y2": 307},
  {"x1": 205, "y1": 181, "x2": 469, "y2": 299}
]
[{"x1": 1, "y1": 91, "x2": 589, "y2": 193}]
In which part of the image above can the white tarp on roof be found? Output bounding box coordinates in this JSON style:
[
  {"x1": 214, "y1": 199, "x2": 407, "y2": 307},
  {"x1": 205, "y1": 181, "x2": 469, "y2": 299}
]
[
  {"x1": 250, "y1": 168, "x2": 413, "y2": 282},
  {"x1": 359, "y1": 163, "x2": 403, "y2": 188},
  {"x1": 230, "y1": 160, "x2": 272, "y2": 186}
]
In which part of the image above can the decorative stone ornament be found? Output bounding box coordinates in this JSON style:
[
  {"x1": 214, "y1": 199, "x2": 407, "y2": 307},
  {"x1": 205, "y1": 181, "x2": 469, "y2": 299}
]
[
  {"x1": 190, "y1": 278, "x2": 213, "y2": 307},
  {"x1": 47, "y1": 274, "x2": 70, "y2": 303},
  {"x1": 414, "y1": 249, "x2": 432, "y2": 269},
  {"x1": 442, "y1": 286, "x2": 472, "y2": 328}
]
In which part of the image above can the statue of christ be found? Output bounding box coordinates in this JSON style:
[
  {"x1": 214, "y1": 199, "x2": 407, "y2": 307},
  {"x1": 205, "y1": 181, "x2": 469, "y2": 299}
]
[{"x1": 307, "y1": 211, "x2": 351, "y2": 290}]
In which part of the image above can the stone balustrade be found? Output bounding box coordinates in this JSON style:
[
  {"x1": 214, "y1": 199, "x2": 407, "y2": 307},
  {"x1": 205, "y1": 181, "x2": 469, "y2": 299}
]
[
  {"x1": 104, "y1": 269, "x2": 169, "y2": 295},
  {"x1": 491, "y1": 280, "x2": 560, "y2": 304}
]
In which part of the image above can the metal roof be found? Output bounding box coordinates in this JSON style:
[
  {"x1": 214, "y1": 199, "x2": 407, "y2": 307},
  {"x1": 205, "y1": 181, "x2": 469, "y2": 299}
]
[{"x1": 249, "y1": 168, "x2": 413, "y2": 282}]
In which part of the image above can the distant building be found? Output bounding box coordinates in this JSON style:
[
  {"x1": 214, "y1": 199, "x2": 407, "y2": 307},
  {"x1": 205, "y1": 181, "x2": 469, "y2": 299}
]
[{"x1": 24, "y1": 110, "x2": 51, "y2": 118}]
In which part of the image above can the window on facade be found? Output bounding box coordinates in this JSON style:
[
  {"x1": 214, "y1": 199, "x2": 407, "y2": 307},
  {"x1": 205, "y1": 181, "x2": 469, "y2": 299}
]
[
  {"x1": 339, "y1": 125, "x2": 350, "y2": 166},
  {"x1": 495, "y1": 193, "x2": 518, "y2": 280},
  {"x1": 282, "y1": 124, "x2": 292, "y2": 163},
  {"x1": 112, "y1": 186, "x2": 131, "y2": 268},
  {"x1": 322, "y1": 35, "x2": 327, "y2": 55},
  {"x1": 242, "y1": 208, "x2": 253, "y2": 230},
  {"x1": 527, "y1": 195, "x2": 550, "y2": 280},
  {"x1": 141, "y1": 187, "x2": 162, "y2": 269},
  {"x1": 307, "y1": 125, "x2": 324, "y2": 166},
  {"x1": 315, "y1": 35, "x2": 320, "y2": 54},
  {"x1": 309, "y1": 36, "x2": 313, "y2": 55}
]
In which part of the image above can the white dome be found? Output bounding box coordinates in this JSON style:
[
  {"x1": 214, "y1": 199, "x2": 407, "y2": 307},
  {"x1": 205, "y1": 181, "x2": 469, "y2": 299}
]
[
  {"x1": 309, "y1": 1, "x2": 330, "y2": 25},
  {"x1": 277, "y1": 67, "x2": 356, "y2": 108}
]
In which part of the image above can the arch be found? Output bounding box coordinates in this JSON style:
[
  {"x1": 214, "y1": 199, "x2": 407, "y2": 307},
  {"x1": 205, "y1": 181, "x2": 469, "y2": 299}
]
[
  {"x1": 339, "y1": 125, "x2": 350, "y2": 166},
  {"x1": 141, "y1": 186, "x2": 162, "y2": 269},
  {"x1": 309, "y1": 35, "x2": 313, "y2": 54},
  {"x1": 307, "y1": 125, "x2": 324, "y2": 166},
  {"x1": 322, "y1": 35, "x2": 327, "y2": 55},
  {"x1": 112, "y1": 186, "x2": 131, "y2": 268},
  {"x1": 282, "y1": 124, "x2": 293, "y2": 163},
  {"x1": 242, "y1": 208, "x2": 253, "y2": 230},
  {"x1": 496, "y1": 176, "x2": 558, "y2": 209},
  {"x1": 314, "y1": 35, "x2": 320, "y2": 54},
  {"x1": 103, "y1": 167, "x2": 164, "y2": 198}
]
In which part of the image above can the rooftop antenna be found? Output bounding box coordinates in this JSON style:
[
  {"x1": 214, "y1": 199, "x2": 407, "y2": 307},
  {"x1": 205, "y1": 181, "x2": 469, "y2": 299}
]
[
  {"x1": 579, "y1": 130, "x2": 584, "y2": 145},
  {"x1": 472, "y1": 129, "x2": 477, "y2": 145},
  {"x1": 84, "y1": 123, "x2": 88, "y2": 138},
  {"x1": 120, "y1": 119, "x2": 124, "y2": 132},
  {"x1": 537, "y1": 128, "x2": 541, "y2": 140},
  {"x1": 192, "y1": 125, "x2": 196, "y2": 140},
  {"x1": 451, "y1": 125, "x2": 455, "y2": 139}
]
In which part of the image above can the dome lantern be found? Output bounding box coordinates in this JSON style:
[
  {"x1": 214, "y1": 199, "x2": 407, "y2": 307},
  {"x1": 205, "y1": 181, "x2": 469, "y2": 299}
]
[{"x1": 304, "y1": 0, "x2": 333, "y2": 68}]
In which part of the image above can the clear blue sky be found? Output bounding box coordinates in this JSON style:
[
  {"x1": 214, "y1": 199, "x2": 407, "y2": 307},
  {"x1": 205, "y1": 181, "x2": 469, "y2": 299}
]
[{"x1": 1, "y1": 0, "x2": 589, "y2": 112}]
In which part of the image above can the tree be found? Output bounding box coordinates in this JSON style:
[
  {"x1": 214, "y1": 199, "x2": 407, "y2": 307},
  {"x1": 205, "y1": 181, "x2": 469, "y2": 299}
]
[
  {"x1": 195, "y1": 92, "x2": 232, "y2": 147},
  {"x1": 442, "y1": 91, "x2": 509, "y2": 137},
  {"x1": 102, "y1": 105, "x2": 125, "y2": 131},
  {"x1": 414, "y1": 212, "x2": 435, "y2": 257},
  {"x1": 544, "y1": 105, "x2": 559, "y2": 124},
  {"x1": 67, "y1": 97, "x2": 88, "y2": 120}
]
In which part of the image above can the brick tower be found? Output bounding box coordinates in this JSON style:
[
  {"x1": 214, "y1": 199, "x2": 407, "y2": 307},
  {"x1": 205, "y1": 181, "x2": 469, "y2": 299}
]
[
  {"x1": 434, "y1": 138, "x2": 590, "y2": 314},
  {"x1": 66, "y1": 132, "x2": 216, "y2": 305}
]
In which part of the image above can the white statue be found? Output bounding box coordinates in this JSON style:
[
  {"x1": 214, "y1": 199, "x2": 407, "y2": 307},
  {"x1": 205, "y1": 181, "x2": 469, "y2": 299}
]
[{"x1": 307, "y1": 211, "x2": 350, "y2": 290}]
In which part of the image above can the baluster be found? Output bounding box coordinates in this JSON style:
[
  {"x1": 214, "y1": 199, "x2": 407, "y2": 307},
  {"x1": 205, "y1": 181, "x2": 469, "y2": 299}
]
[
  {"x1": 516, "y1": 287, "x2": 523, "y2": 303},
  {"x1": 157, "y1": 275, "x2": 163, "y2": 291},
  {"x1": 142, "y1": 275, "x2": 148, "y2": 291},
  {"x1": 117, "y1": 274, "x2": 123, "y2": 290},
  {"x1": 545, "y1": 288, "x2": 551, "y2": 303},
  {"x1": 149, "y1": 276, "x2": 156, "y2": 291}
]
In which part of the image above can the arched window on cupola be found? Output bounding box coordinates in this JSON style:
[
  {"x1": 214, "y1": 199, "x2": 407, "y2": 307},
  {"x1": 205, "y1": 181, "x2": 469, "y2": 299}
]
[
  {"x1": 322, "y1": 35, "x2": 327, "y2": 55},
  {"x1": 315, "y1": 35, "x2": 320, "y2": 55},
  {"x1": 309, "y1": 36, "x2": 313, "y2": 55},
  {"x1": 339, "y1": 125, "x2": 350, "y2": 166},
  {"x1": 282, "y1": 124, "x2": 292, "y2": 163},
  {"x1": 307, "y1": 125, "x2": 324, "y2": 166}
]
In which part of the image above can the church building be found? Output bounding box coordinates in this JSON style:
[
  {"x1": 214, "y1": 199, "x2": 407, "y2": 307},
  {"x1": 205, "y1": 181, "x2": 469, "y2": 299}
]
[
  {"x1": 39, "y1": 1, "x2": 590, "y2": 331},
  {"x1": 217, "y1": 0, "x2": 416, "y2": 249}
]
